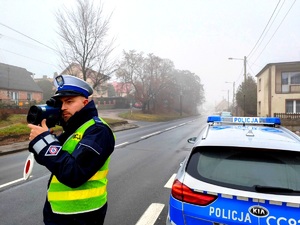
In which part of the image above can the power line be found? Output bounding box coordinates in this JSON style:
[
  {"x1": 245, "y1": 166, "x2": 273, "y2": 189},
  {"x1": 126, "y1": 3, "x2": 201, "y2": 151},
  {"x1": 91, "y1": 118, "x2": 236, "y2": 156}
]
[
  {"x1": 0, "y1": 22, "x2": 60, "y2": 72},
  {"x1": 0, "y1": 22, "x2": 58, "y2": 52},
  {"x1": 230, "y1": 1, "x2": 284, "y2": 87},
  {"x1": 0, "y1": 33, "x2": 50, "y2": 51},
  {"x1": 0, "y1": 48, "x2": 58, "y2": 67},
  {"x1": 247, "y1": 0, "x2": 282, "y2": 59},
  {"x1": 252, "y1": 0, "x2": 297, "y2": 64}
]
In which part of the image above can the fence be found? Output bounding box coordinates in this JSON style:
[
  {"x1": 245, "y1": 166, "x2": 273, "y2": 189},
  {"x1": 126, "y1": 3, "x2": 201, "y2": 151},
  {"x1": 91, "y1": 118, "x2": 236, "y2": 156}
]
[
  {"x1": 273, "y1": 113, "x2": 300, "y2": 132},
  {"x1": 274, "y1": 113, "x2": 300, "y2": 119},
  {"x1": 0, "y1": 108, "x2": 28, "y2": 114}
]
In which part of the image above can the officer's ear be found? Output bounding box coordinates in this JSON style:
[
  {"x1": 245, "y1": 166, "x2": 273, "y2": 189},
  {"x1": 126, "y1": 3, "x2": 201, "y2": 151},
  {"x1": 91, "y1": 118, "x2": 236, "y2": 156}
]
[{"x1": 83, "y1": 98, "x2": 89, "y2": 106}]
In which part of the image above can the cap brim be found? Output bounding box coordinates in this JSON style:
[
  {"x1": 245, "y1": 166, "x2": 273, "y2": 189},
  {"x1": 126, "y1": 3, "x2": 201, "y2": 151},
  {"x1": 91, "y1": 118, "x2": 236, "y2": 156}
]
[{"x1": 52, "y1": 91, "x2": 83, "y2": 99}]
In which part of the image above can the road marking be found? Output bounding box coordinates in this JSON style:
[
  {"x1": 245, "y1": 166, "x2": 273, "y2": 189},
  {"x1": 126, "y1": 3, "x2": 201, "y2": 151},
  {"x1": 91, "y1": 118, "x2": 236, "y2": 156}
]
[
  {"x1": 164, "y1": 126, "x2": 177, "y2": 131},
  {"x1": 138, "y1": 119, "x2": 197, "y2": 140},
  {"x1": 140, "y1": 131, "x2": 161, "y2": 139},
  {"x1": 164, "y1": 174, "x2": 176, "y2": 189},
  {"x1": 0, "y1": 177, "x2": 25, "y2": 189},
  {"x1": 135, "y1": 203, "x2": 165, "y2": 225},
  {"x1": 115, "y1": 142, "x2": 128, "y2": 147}
]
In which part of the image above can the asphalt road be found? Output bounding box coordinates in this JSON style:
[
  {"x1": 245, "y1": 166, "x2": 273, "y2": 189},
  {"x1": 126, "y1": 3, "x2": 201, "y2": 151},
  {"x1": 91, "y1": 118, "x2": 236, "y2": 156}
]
[{"x1": 0, "y1": 114, "x2": 207, "y2": 225}]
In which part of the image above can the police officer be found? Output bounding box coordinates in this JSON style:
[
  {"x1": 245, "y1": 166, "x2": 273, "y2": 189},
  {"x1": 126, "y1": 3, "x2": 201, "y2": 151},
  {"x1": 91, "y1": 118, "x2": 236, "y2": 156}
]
[{"x1": 27, "y1": 75, "x2": 115, "y2": 225}]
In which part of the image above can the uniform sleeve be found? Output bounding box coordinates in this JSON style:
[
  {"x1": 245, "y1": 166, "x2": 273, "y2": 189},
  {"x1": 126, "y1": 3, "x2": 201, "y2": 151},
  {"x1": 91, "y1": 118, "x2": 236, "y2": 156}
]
[{"x1": 28, "y1": 124, "x2": 115, "y2": 188}]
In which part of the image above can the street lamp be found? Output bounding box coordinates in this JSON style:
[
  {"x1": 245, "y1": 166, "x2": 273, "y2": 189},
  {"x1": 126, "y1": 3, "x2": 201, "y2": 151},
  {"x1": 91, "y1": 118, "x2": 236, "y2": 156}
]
[{"x1": 228, "y1": 56, "x2": 247, "y2": 83}]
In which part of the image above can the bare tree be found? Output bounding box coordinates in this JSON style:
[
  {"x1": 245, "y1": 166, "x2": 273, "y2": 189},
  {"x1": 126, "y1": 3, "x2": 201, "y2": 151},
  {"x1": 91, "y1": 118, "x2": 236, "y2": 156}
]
[
  {"x1": 117, "y1": 50, "x2": 145, "y2": 103},
  {"x1": 144, "y1": 53, "x2": 175, "y2": 112},
  {"x1": 117, "y1": 50, "x2": 177, "y2": 113},
  {"x1": 117, "y1": 50, "x2": 205, "y2": 114},
  {"x1": 173, "y1": 70, "x2": 205, "y2": 114},
  {"x1": 55, "y1": 0, "x2": 117, "y2": 88}
]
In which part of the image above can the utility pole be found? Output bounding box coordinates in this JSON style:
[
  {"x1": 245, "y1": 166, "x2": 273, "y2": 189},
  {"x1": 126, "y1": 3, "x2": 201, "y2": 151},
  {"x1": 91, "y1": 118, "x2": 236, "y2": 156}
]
[
  {"x1": 228, "y1": 56, "x2": 247, "y2": 116},
  {"x1": 227, "y1": 89, "x2": 230, "y2": 111},
  {"x1": 243, "y1": 56, "x2": 247, "y2": 83},
  {"x1": 233, "y1": 82, "x2": 236, "y2": 115},
  {"x1": 225, "y1": 81, "x2": 235, "y2": 115},
  {"x1": 228, "y1": 56, "x2": 247, "y2": 83}
]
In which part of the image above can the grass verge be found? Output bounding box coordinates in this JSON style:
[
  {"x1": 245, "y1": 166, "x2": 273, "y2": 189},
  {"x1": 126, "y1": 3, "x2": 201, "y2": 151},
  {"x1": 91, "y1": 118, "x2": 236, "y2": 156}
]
[
  {"x1": 119, "y1": 110, "x2": 187, "y2": 122},
  {"x1": 0, "y1": 115, "x2": 125, "y2": 139}
]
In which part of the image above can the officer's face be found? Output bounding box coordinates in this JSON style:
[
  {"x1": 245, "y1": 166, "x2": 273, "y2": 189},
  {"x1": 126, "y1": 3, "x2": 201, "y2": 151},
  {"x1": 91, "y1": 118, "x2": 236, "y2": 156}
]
[{"x1": 60, "y1": 96, "x2": 89, "y2": 122}]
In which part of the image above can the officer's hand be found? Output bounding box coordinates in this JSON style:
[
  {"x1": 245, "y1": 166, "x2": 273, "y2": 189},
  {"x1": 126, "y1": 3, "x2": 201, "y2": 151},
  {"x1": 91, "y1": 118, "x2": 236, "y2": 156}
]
[{"x1": 28, "y1": 119, "x2": 49, "y2": 141}]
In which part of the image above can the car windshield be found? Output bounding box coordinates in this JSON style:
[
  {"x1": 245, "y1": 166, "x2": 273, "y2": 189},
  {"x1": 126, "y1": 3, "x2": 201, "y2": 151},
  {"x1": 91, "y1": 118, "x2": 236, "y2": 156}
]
[
  {"x1": 221, "y1": 112, "x2": 232, "y2": 117},
  {"x1": 186, "y1": 146, "x2": 300, "y2": 192}
]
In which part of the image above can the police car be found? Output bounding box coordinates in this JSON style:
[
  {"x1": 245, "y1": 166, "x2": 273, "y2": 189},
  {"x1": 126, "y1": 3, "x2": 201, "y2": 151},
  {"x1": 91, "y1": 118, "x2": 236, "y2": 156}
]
[{"x1": 167, "y1": 115, "x2": 300, "y2": 225}]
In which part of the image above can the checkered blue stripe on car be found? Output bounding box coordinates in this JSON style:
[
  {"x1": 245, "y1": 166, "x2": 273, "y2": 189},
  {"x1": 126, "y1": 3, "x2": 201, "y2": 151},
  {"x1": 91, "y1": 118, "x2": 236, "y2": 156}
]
[{"x1": 193, "y1": 189, "x2": 300, "y2": 208}]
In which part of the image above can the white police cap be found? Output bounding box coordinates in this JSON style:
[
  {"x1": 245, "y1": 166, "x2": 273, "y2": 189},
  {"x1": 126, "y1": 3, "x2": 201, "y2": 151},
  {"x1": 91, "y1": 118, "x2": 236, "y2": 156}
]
[{"x1": 52, "y1": 75, "x2": 93, "y2": 98}]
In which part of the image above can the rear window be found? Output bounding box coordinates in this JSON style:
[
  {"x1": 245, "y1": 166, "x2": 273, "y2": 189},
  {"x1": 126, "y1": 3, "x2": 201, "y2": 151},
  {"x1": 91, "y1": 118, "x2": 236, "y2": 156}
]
[{"x1": 186, "y1": 146, "x2": 300, "y2": 192}]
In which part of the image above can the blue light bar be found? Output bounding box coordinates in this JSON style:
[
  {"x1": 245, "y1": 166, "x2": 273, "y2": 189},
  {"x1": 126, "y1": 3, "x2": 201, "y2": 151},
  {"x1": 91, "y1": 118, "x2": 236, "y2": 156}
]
[
  {"x1": 259, "y1": 117, "x2": 281, "y2": 125},
  {"x1": 207, "y1": 115, "x2": 221, "y2": 123},
  {"x1": 207, "y1": 116, "x2": 281, "y2": 125}
]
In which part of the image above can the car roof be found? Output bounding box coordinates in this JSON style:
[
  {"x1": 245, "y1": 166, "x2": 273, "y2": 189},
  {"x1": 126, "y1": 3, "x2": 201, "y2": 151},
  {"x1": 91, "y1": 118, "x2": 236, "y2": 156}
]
[{"x1": 194, "y1": 116, "x2": 300, "y2": 152}]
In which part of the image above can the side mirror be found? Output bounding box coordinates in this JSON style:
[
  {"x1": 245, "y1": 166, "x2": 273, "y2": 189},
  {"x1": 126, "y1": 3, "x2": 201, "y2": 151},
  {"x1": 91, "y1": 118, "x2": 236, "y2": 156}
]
[{"x1": 187, "y1": 137, "x2": 197, "y2": 144}]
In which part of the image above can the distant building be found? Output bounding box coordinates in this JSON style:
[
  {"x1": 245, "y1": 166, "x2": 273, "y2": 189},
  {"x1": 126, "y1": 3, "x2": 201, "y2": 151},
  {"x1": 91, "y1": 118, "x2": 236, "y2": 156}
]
[
  {"x1": 110, "y1": 81, "x2": 133, "y2": 97},
  {"x1": 0, "y1": 63, "x2": 43, "y2": 106},
  {"x1": 60, "y1": 63, "x2": 110, "y2": 97},
  {"x1": 215, "y1": 98, "x2": 229, "y2": 113}
]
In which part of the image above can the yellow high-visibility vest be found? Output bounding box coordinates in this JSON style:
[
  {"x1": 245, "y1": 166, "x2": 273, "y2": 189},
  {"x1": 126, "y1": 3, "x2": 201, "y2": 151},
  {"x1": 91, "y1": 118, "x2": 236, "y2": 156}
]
[{"x1": 48, "y1": 117, "x2": 115, "y2": 214}]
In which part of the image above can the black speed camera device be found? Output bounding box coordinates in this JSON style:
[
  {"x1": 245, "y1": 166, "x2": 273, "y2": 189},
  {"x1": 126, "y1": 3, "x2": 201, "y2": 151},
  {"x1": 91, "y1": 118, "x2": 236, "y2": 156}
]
[{"x1": 27, "y1": 98, "x2": 62, "y2": 128}]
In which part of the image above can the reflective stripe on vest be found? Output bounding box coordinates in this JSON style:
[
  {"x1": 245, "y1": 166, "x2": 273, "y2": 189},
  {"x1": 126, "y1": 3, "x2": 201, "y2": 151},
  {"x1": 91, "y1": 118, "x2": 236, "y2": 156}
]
[{"x1": 48, "y1": 117, "x2": 114, "y2": 214}]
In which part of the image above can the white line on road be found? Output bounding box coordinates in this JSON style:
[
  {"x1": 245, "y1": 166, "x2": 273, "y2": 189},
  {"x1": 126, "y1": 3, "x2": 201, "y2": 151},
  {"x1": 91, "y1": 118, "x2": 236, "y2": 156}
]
[
  {"x1": 140, "y1": 131, "x2": 161, "y2": 139},
  {"x1": 164, "y1": 174, "x2": 176, "y2": 189},
  {"x1": 164, "y1": 126, "x2": 177, "y2": 131},
  {"x1": 115, "y1": 142, "x2": 129, "y2": 147},
  {"x1": 135, "y1": 203, "x2": 165, "y2": 225}
]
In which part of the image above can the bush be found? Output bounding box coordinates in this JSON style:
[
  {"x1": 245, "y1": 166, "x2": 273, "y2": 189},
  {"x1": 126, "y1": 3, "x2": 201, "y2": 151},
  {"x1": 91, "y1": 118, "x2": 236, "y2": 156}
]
[{"x1": 0, "y1": 110, "x2": 9, "y2": 121}]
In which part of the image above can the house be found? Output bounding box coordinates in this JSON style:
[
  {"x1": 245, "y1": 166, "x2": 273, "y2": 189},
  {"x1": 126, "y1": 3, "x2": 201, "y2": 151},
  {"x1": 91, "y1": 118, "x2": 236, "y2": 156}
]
[
  {"x1": 214, "y1": 98, "x2": 229, "y2": 113},
  {"x1": 0, "y1": 63, "x2": 43, "y2": 106},
  {"x1": 60, "y1": 63, "x2": 110, "y2": 97},
  {"x1": 110, "y1": 81, "x2": 133, "y2": 97},
  {"x1": 256, "y1": 61, "x2": 300, "y2": 117}
]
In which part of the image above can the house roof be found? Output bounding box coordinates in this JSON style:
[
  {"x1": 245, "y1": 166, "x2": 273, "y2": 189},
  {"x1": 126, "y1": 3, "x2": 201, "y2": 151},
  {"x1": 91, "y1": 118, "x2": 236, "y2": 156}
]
[
  {"x1": 255, "y1": 61, "x2": 300, "y2": 78},
  {"x1": 60, "y1": 63, "x2": 110, "y2": 81},
  {"x1": 0, "y1": 63, "x2": 42, "y2": 92}
]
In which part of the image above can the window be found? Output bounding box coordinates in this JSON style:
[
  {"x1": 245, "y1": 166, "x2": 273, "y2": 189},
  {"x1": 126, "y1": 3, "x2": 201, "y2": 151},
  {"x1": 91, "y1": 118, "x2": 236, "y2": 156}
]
[
  {"x1": 291, "y1": 73, "x2": 300, "y2": 84},
  {"x1": 282, "y1": 72, "x2": 300, "y2": 93},
  {"x1": 286, "y1": 100, "x2": 300, "y2": 113},
  {"x1": 27, "y1": 92, "x2": 32, "y2": 101},
  {"x1": 187, "y1": 147, "x2": 300, "y2": 191},
  {"x1": 282, "y1": 73, "x2": 289, "y2": 85},
  {"x1": 10, "y1": 91, "x2": 19, "y2": 104}
]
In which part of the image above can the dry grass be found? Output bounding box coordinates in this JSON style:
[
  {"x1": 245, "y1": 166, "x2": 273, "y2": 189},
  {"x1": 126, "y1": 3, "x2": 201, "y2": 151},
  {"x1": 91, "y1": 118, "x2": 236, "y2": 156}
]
[{"x1": 119, "y1": 110, "x2": 186, "y2": 122}]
